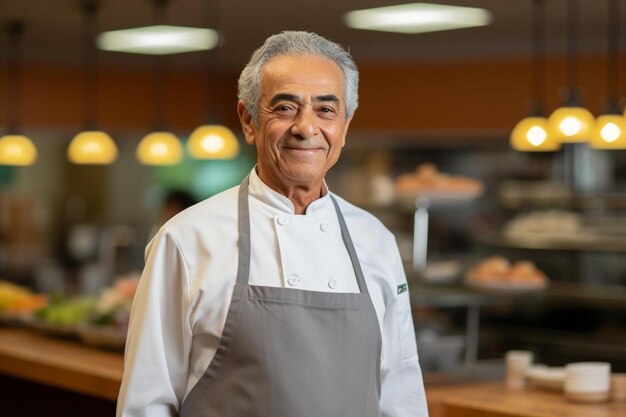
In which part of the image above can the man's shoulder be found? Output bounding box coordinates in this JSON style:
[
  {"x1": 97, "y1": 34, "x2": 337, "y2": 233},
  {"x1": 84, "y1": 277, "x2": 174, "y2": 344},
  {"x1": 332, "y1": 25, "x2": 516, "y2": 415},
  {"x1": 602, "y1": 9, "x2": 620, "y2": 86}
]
[
  {"x1": 163, "y1": 185, "x2": 239, "y2": 235},
  {"x1": 331, "y1": 193, "x2": 393, "y2": 240}
]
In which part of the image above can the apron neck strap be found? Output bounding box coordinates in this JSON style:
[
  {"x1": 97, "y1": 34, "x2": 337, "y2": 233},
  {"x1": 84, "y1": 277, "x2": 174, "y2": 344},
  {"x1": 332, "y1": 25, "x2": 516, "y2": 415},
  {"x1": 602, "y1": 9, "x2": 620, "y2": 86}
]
[
  {"x1": 236, "y1": 175, "x2": 252, "y2": 286},
  {"x1": 236, "y1": 175, "x2": 370, "y2": 295},
  {"x1": 329, "y1": 195, "x2": 369, "y2": 295}
]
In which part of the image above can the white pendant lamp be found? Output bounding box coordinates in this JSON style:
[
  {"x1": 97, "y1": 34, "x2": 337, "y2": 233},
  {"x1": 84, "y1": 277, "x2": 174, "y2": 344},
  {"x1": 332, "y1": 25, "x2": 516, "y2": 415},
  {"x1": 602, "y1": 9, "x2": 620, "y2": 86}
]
[
  {"x1": 548, "y1": 0, "x2": 594, "y2": 143},
  {"x1": 0, "y1": 21, "x2": 37, "y2": 166},
  {"x1": 68, "y1": 0, "x2": 118, "y2": 164},
  {"x1": 136, "y1": 0, "x2": 183, "y2": 166},
  {"x1": 511, "y1": 0, "x2": 559, "y2": 152},
  {"x1": 591, "y1": 0, "x2": 626, "y2": 149},
  {"x1": 187, "y1": 0, "x2": 239, "y2": 160}
]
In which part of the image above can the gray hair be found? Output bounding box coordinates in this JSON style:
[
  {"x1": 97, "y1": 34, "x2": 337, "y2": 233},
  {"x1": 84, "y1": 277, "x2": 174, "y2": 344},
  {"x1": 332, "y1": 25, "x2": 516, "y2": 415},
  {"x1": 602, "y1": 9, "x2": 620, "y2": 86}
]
[{"x1": 237, "y1": 31, "x2": 359, "y2": 123}]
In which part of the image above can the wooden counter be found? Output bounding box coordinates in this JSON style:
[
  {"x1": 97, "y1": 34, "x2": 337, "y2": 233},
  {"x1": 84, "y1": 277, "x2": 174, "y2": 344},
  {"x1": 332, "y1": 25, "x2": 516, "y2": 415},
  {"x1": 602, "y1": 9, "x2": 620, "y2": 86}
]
[
  {"x1": 427, "y1": 381, "x2": 626, "y2": 417},
  {"x1": 0, "y1": 327, "x2": 123, "y2": 401},
  {"x1": 1, "y1": 326, "x2": 625, "y2": 417}
]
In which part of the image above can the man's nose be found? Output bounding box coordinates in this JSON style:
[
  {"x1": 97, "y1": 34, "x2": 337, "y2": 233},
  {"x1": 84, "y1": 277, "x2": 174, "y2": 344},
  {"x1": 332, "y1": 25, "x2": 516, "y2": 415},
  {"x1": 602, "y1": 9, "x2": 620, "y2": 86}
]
[{"x1": 290, "y1": 108, "x2": 319, "y2": 139}]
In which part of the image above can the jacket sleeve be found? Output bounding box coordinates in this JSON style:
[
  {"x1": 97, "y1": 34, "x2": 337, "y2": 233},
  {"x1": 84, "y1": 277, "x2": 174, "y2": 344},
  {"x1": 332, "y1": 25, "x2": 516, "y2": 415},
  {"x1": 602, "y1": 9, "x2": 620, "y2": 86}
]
[
  {"x1": 379, "y1": 236, "x2": 429, "y2": 417},
  {"x1": 116, "y1": 227, "x2": 193, "y2": 417}
]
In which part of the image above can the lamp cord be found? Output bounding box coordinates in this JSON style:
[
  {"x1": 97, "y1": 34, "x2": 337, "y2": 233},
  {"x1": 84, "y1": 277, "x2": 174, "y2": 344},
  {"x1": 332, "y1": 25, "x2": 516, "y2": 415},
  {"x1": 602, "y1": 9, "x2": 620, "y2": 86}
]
[
  {"x1": 531, "y1": 0, "x2": 546, "y2": 115},
  {"x1": 566, "y1": 0, "x2": 579, "y2": 90},
  {"x1": 607, "y1": 0, "x2": 620, "y2": 104},
  {"x1": 82, "y1": 0, "x2": 98, "y2": 130},
  {"x1": 6, "y1": 21, "x2": 23, "y2": 134},
  {"x1": 205, "y1": 0, "x2": 221, "y2": 123},
  {"x1": 152, "y1": 0, "x2": 170, "y2": 130}
]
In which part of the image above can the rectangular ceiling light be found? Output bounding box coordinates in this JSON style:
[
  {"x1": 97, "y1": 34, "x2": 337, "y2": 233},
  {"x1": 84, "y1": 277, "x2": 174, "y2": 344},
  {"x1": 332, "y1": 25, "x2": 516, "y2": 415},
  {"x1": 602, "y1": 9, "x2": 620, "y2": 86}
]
[
  {"x1": 344, "y1": 2, "x2": 492, "y2": 34},
  {"x1": 97, "y1": 25, "x2": 219, "y2": 55}
]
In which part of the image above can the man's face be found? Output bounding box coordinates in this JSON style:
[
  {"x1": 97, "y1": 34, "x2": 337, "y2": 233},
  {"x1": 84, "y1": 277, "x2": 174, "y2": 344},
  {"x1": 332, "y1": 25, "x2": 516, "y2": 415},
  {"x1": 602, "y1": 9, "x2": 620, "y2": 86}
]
[{"x1": 238, "y1": 54, "x2": 352, "y2": 192}]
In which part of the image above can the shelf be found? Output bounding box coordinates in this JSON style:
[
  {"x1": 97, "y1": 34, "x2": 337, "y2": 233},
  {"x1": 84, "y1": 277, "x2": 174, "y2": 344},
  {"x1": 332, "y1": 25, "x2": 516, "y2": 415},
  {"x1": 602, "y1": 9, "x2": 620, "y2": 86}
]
[
  {"x1": 475, "y1": 230, "x2": 626, "y2": 253},
  {"x1": 481, "y1": 325, "x2": 626, "y2": 361},
  {"x1": 410, "y1": 281, "x2": 626, "y2": 310},
  {"x1": 498, "y1": 192, "x2": 626, "y2": 211}
]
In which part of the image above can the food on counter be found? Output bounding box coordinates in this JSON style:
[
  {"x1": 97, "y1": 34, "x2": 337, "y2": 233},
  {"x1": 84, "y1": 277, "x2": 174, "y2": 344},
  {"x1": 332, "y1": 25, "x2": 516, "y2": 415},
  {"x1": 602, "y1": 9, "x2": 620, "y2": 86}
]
[
  {"x1": 79, "y1": 273, "x2": 140, "y2": 350},
  {"x1": 33, "y1": 297, "x2": 95, "y2": 330},
  {"x1": 0, "y1": 281, "x2": 48, "y2": 318},
  {"x1": 394, "y1": 163, "x2": 484, "y2": 196},
  {"x1": 467, "y1": 256, "x2": 548, "y2": 289},
  {"x1": 504, "y1": 210, "x2": 581, "y2": 238},
  {"x1": 89, "y1": 273, "x2": 139, "y2": 330}
]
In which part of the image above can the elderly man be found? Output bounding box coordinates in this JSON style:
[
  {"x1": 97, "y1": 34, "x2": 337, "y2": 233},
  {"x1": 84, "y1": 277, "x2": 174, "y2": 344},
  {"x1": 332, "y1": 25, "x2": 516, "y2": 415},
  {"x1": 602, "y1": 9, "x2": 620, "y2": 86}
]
[{"x1": 117, "y1": 31, "x2": 428, "y2": 417}]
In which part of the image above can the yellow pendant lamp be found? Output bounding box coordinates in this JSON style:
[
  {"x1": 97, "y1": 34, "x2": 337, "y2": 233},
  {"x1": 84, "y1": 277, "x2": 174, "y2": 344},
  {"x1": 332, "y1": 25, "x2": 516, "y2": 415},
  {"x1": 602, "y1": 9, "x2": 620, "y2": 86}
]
[
  {"x1": 68, "y1": 1, "x2": 118, "y2": 165},
  {"x1": 0, "y1": 21, "x2": 37, "y2": 166},
  {"x1": 511, "y1": 116, "x2": 559, "y2": 151},
  {"x1": 549, "y1": 103, "x2": 595, "y2": 143},
  {"x1": 68, "y1": 131, "x2": 118, "y2": 163},
  {"x1": 187, "y1": 0, "x2": 239, "y2": 160},
  {"x1": 591, "y1": 0, "x2": 626, "y2": 149},
  {"x1": 592, "y1": 115, "x2": 626, "y2": 148},
  {"x1": 0, "y1": 135, "x2": 37, "y2": 165},
  {"x1": 188, "y1": 124, "x2": 239, "y2": 159},
  {"x1": 549, "y1": 0, "x2": 594, "y2": 143},
  {"x1": 136, "y1": 0, "x2": 183, "y2": 166},
  {"x1": 137, "y1": 131, "x2": 183, "y2": 165},
  {"x1": 510, "y1": 0, "x2": 560, "y2": 152}
]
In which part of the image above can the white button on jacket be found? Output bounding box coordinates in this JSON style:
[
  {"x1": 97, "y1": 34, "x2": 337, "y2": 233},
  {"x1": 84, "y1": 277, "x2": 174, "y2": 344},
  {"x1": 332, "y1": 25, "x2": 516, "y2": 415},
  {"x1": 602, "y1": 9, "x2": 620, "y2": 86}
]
[{"x1": 117, "y1": 168, "x2": 428, "y2": 417}]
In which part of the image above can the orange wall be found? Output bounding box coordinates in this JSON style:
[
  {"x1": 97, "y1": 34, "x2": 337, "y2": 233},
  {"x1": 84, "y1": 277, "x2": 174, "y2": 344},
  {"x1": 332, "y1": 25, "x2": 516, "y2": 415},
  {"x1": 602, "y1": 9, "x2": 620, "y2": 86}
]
[
  {"x1": 0, "y1": 53, "x2": 620, "y2": 135},
  {"x1": 356, "y1": 54, "x2": 613, "y2": 131}
]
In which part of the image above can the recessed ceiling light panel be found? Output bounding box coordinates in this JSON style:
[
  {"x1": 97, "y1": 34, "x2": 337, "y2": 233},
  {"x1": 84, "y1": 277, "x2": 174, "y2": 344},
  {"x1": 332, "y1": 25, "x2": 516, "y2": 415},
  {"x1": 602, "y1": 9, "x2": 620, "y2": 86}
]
[
  {"x1": 97, "y1": 25, "x2": 219, "y2": 55},
  {"x1": 344, "y1": 3, "x2": 492, "y2": 34}
]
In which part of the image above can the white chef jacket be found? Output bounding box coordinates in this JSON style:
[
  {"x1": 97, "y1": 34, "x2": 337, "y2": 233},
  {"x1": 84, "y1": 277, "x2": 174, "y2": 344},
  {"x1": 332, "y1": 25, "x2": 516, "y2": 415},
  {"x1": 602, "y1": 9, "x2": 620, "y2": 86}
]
[{"x1": 117, "y1": 168, "x2": 429, "y2": 417}]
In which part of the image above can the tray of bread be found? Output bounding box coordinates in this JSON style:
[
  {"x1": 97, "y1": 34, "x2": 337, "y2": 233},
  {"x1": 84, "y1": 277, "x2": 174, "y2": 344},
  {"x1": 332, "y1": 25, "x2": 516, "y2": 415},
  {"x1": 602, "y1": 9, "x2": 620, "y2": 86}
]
[
  {"x1": 394, "y1": 163, "x2": 484, "y2": 206},
  {"x1": 466, "y1": 256, "x2": 548, "y2": 291}
]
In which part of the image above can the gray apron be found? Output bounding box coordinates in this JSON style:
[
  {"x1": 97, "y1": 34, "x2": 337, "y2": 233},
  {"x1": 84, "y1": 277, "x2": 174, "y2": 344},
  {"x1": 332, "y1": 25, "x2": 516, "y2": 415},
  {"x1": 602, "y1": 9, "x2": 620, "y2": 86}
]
[{"x1": 179, "y1": 176, "x2": 382, "y2": 417}]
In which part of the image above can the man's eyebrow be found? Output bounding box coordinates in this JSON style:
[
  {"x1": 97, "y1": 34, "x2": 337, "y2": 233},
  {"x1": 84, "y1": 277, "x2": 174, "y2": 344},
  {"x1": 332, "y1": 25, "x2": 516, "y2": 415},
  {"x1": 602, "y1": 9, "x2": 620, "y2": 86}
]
[
  {"x1": 269, "y1": 93, "x2": 300, "y2": 107},
  {"x1": 314, "y1": 94, "x2": 340, "y2": 105},
  {"x1": 268, "y1": 93, "x2": 340, "y2": 107}
]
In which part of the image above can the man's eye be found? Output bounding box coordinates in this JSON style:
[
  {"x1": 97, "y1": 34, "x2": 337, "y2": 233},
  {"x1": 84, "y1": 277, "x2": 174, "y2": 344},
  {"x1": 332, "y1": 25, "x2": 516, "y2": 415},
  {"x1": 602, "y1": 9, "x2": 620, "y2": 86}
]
[
  {"x1": 319, "y1": 107, "x2": 335, "y2": 113},
  {"x1": 275, "y1": 105, "x2": 294, "y2": 113}
]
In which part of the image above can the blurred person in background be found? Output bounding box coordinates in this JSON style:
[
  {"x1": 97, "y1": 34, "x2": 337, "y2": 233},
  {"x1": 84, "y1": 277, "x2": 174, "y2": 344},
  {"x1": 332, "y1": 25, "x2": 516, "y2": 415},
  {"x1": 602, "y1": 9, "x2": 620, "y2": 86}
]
[
  {"x1": 118, "y1": 31, "x2": 428, "y2": 417},
  {"x1": 148, "y1": 190, "x2": 197, "y2": 241}
]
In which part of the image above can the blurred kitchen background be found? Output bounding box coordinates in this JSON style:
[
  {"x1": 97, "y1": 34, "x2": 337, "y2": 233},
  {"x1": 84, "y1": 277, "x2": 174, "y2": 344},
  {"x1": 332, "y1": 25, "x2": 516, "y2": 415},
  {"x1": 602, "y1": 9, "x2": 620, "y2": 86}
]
[{"x1": 2, "y1": 0, "x2": 626, "y2": 380}]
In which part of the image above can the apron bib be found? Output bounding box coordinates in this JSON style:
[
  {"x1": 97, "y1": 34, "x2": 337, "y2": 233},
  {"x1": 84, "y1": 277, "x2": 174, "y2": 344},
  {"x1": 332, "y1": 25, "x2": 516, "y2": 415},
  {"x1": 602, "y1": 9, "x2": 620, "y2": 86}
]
[{"x1": 180, "y1": 176, "x2": 382, "y2": 417}]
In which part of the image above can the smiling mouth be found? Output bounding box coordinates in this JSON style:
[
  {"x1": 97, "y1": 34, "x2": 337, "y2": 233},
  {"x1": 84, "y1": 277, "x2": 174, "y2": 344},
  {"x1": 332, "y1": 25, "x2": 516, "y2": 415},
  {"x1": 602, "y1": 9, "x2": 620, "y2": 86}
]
[{"x1": 283, "y1": 147, "x2": 324, "y2": 152}]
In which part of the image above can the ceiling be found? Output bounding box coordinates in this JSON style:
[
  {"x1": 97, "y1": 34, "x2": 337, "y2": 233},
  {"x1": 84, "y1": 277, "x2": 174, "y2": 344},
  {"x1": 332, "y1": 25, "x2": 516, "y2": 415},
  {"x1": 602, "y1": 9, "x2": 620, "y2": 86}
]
[{"x1": 0, "y1": 0, "x2": 623, "y2": 70}]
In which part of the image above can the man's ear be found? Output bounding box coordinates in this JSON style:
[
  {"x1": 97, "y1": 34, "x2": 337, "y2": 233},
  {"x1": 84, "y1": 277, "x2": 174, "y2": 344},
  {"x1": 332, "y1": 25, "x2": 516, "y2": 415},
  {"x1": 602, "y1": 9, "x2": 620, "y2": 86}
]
[
  {"x1": 237, "y1": 100, "x2": 256, "y2": 145},
  {"x1": 341, "y1": 113, "x2": 354, "y2": 148}
]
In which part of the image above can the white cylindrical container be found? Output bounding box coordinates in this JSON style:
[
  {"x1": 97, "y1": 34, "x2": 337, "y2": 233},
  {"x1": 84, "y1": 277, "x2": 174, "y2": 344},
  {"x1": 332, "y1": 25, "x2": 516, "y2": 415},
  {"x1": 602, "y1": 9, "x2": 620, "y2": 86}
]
[
  {"x1": 506, "y1": 350, "x2": 533, "y2": 389},
  {"x1": 565, "y1": 362, "x2": 611, "y2": 403}
]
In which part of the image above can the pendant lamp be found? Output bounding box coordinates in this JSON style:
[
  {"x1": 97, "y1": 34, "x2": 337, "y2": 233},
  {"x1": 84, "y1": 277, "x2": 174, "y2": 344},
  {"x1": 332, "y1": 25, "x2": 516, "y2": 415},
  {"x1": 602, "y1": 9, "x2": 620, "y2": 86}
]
[
  {"x1": 136, "y1": 0, "x2": 183, "y2": 166},
  {"x1": 592, "y1": 0, "x2": 626, "y2": 149},
  {"x1": 187, "y1": 0, "x2": 239, "y2": 160},
  {"x1": 68, "y1": 0, "x2": 118, "y2": 164},
  {"x1": 511, "y1": 0, "x2": 559, "y2": 152},
  {"x1": 0, "y1": 21, "x2": 37, "y2": 166},
  {"x1": 548, "y1": 0, "x2": 594, "y2": 143}
]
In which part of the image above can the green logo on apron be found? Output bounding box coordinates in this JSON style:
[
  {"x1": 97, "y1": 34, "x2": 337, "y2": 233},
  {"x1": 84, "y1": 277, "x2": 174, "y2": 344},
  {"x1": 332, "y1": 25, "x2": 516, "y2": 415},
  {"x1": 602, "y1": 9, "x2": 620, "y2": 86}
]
[{"x1": 397, "y1": 283, "x2": 408, "y2": 294}]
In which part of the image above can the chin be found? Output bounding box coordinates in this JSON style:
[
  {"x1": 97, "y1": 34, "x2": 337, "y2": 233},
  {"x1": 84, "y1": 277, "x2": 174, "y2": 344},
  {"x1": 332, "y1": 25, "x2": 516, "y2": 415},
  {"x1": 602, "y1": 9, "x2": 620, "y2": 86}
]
[{"x1": 283, "y1": 169, "x2": 325, "y2": 185}]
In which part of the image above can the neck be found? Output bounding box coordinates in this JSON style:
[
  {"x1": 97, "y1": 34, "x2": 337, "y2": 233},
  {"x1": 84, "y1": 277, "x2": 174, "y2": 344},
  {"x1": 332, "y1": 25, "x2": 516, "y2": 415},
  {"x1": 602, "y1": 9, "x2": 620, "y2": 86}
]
[{"x1": 256, "y1": 167, "x2": 326, "y2": 215}]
